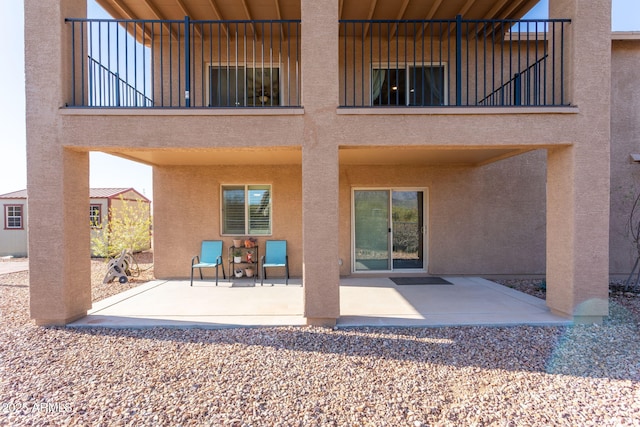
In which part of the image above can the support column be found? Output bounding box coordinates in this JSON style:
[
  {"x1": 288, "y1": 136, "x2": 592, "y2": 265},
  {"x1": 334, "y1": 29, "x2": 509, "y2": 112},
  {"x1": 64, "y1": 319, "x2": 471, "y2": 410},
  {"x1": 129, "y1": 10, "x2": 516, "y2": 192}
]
[
  {"x1": 301, "y1": 0, "x2": 340, "y2": 326},
  {"x1": 546, "y1": 0, "x2": 611, "y2": 323},
  {"x1": 25, "y1": 0, "x2": 91, "y2": 325}
]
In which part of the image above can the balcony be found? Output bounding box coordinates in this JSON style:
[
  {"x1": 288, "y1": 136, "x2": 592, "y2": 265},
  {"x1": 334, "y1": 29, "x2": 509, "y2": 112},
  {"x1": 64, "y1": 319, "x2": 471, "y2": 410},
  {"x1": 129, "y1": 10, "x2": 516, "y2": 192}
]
[
  {"x1": 65, "y1": 15, "x2": 570, "y2": 110},
  {"x1": 339, "y1": 17, "x2": 571, "y2": 108},
  {"x1": 66, "y1": 18, "x2": 301, "y2": 108}
]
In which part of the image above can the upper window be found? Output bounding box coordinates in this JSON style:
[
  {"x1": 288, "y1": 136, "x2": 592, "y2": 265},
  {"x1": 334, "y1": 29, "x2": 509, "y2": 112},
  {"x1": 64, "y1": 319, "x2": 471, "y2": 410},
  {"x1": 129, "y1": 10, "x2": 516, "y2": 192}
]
[
  {"x1": 209, "y1": 66, "x2": 280, "y2": 107},
  {"x1": 5, "y1": 205, "x2": 23, "y2": 229},
  {"x1": 372, "y1": 64, "x2": 446, "y2": 106},
  {"x1": 90, "y1": 204, "x2": 102, "y2": 228},
  {"x1": 222, "y1": 185, "x2": 271, "y2": 235}
]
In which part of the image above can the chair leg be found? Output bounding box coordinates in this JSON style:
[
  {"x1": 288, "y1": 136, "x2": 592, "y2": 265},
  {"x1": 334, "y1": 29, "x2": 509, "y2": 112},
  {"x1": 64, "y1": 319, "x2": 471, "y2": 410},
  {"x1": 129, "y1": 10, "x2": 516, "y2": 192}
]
[
  {"x1": 199, "y1": 267, "x2": 204, "y2": 280},
  {"x1": 190, "y1": 267, "x2": 194, "y2": 287},
  {"x1": 285, "y1": 263, "x2": 289, "y2": 286},
  {"x1": 215, "y1": 265, "x2": 219, "y2": 286},
  {"x1": 261, "y1": 265, "x2": 265, "y2": 286}
]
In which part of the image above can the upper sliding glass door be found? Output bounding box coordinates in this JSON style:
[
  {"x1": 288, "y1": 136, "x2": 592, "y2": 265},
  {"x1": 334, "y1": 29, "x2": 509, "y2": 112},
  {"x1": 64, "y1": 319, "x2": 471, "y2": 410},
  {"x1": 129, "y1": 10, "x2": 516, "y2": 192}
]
[{"x1": 354, "y1": 189, "x2": 425, "y2": 272}]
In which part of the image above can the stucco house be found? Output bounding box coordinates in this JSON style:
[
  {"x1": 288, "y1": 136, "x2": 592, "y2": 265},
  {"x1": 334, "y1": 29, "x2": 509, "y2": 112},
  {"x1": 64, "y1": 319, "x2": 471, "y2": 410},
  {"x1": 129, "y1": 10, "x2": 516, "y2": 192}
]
[
  {"x1": 0, "y1": 188, "x2": 151, "y2": 257},
  {"x1": 24, "y1": 0, "x2": 637, "y2": 326}
]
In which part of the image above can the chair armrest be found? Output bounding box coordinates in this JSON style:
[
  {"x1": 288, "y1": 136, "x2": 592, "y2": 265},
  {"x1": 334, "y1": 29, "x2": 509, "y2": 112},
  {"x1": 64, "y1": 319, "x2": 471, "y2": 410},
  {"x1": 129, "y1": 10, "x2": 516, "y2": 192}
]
[
  {"x1": 216, "y1": 255, "x2": 223, "y2": 265},
  {"x1": 260, "y1": 255, "x2": 266, "y2": 264},
  {"x1": 191, "y1": 255, "x2": 200, "y2": 266}
]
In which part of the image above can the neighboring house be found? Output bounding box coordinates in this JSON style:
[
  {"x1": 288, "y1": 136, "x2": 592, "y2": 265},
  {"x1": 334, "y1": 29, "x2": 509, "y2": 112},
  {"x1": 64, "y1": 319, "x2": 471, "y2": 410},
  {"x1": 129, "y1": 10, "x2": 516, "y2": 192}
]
[
  {"x1": 24, "y1": 0, "x2": 630, "y2": 326},
  {"x1": 0, "y1": 190, "x2": 28, "y2": 257},
  {"x1": 0, "y1": 188, "x2": 151, "y2": 257}
]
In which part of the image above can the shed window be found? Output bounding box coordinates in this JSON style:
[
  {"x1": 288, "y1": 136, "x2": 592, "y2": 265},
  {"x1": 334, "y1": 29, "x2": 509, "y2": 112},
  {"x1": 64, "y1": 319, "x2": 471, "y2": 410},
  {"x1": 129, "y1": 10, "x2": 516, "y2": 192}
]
[
  {"x1": 5, "y1": 205, "x2": 23, "y2": 229},
  {"x1": 90, "y1": 204, "x2": 102, "y2": 228}
]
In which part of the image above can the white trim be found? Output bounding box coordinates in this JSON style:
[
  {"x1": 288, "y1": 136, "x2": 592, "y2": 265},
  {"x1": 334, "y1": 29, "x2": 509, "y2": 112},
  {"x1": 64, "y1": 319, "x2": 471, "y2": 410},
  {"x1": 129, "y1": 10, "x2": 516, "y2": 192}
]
[
  {"x1": 220, "y1": 184, "x2": 273, "y2": 236},
  {"x1": 370, "y1": 62, "x2": 449, "y2": 107},
  {"x1": 4, "y1": 204, "x2": 24, "y2": 229}
]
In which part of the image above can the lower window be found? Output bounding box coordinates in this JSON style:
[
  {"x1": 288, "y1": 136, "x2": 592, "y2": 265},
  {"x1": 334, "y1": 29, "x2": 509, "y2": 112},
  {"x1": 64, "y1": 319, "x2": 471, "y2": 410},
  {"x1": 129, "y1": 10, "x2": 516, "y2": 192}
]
[{"x1": 222, "y1": 185, "x2": 271, "y2": 235}]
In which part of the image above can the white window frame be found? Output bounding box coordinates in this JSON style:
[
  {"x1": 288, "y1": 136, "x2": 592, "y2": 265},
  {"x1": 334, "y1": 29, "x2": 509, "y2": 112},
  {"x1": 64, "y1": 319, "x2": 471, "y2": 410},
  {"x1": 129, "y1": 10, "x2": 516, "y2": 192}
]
[
  {"x1": 221, "y1": 184, "x2": 272, "y2": 236},
  {"x1": 90, "y1": 204, "x2": 102, "y2": 228},
  {"x1": 207, "y1": 62, "x2": 282, "y2": 107},
  {"x1": 4, "y1": 204, "x2": 24, "y2": 230},
  {"x1": 351, "y1": 187, "x2": 429, "y2": 274},
  {"x1": 371, "y1": 62, "x2": 448, "y2": 106}
]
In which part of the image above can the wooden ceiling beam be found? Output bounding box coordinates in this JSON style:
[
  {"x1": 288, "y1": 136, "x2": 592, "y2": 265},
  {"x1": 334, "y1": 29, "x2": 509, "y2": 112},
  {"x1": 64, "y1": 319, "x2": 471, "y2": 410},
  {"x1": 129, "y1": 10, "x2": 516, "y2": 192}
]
[
  {"x1": 416, "y1": 0, "x2": 444, "y2": 38},
  {"x1": 274, "y1": 0, "x2": 285, "y2": 39},
  {"x1": 176, "y1": 0, "x2": 201, "y2": 37},
  {"x1": 139, "y1": 0, "x2": 180, "y2": 40},
  {"x1": 109, "y1": 0, "x2": 151, "y2": 44},
  {"x1": 389, "y1": 0, "x2": 412, "y2": 39},
  {"x1": 206, "y1": 0, "x2": 229, "y2": 37},
  {"x1": 240, "y1": 0, "x2": 257, "y2": 37},
  {"x1": 362, "y1": 0, "x2": 378, "y2": 39},
  {"x1": 446, "y1": 0, "x2": 478, "y2": 37}
]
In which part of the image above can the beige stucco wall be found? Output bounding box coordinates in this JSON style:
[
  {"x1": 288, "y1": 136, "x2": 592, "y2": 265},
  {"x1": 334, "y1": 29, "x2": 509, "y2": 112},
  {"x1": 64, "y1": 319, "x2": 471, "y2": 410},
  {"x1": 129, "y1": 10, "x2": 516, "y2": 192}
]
[
  {"x1": 0, "y1": 199, "x2": 28, "y2": 257},
  {"x1": 609, "y1": 39, "x2": 640, "y2": 275},
  {"x1": 152, "y1": 150, "x2": 547, "y2": 280},
  {"x1": 153, "y1": 164, "x2": 303, "y2": 279},
  {"x1": 339, "y1": 150, "x2": 547, "y2": 276}
]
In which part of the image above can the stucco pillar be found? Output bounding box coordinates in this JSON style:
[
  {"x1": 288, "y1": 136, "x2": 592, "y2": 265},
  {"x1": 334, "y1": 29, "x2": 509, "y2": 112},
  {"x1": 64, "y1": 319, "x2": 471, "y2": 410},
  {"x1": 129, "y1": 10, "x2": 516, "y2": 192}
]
[
  {"x1": 546, "y1": 0, "x2": 611, "y2": 323},
  {"x1": 25, "y1": 0, "x2": 91, "y2": 325},
  {"x1": 301, "y1": 0, "x2": 340, "y2": 326}
]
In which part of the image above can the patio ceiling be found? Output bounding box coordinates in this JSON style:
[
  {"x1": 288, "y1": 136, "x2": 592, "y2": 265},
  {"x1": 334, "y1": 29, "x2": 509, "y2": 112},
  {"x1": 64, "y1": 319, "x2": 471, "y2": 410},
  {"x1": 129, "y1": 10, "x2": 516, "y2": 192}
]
[
  {"x1": 100, "y1": 146, "x2": 533, "y2": 167},
  {"x1": 94, "y1": 0, "x2": 539, "y2": 22}
]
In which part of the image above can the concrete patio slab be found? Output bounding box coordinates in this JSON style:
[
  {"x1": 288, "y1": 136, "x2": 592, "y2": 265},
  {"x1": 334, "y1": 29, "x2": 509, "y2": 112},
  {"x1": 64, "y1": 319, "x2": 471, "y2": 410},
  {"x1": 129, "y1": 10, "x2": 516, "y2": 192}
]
[
  {"x1": 70, "y1": 276, "x2": 571, "y2": 329},
  {"x1": 0, "y1": 261, "x2": 29, "y2": 275}
]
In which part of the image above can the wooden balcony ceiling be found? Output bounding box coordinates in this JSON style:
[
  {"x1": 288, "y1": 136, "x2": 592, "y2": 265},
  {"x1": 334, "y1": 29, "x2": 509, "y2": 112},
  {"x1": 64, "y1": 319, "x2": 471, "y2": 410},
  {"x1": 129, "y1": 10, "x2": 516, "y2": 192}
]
[{"x1": 95, "y1": 0, "x2": 538, "y2": 21}]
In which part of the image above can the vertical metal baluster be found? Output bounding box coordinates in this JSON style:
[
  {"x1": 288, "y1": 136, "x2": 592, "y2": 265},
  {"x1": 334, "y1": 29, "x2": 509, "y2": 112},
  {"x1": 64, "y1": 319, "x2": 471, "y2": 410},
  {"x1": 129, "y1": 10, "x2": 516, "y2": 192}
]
[
  {"x1": 361, "y1": 22, "x2": 365, "y2": 107},
  {"x1": 70, "y1": 21, "x2": 76, "y2": 105},
  {"x1": 560, "y1": 21, "x2": 564, "y2": 105},
  {"x1": 270, "y1": 21, "x2": 274, "y2": 106},
  {"x1": 353, "y1": 22, "x2": 357, "y2": 106}
]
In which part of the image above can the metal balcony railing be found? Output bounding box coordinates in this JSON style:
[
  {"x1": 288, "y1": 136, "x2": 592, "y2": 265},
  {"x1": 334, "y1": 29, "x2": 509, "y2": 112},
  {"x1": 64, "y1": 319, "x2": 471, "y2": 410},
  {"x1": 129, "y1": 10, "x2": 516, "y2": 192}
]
[
  {"x1": 88, "y1": 56, "x2": 153, "y2": 107},
  {"x1": 339, "y1": 17, "x2": 570, "y2": 108},
  {"x1": 66, "y1": 18, "x2": 301, "y2": 108}
]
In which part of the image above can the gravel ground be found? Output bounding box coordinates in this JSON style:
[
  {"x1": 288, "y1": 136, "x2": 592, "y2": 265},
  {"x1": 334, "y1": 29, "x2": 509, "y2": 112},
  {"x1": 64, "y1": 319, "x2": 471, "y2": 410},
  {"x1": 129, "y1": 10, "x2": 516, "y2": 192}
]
[{"x1": 1, "y1": 258, "x2": 639, "y2": 426}]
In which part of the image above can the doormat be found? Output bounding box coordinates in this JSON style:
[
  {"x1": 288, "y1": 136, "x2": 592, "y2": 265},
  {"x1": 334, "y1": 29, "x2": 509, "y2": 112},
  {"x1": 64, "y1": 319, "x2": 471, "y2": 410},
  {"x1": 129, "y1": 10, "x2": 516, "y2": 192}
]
[{"x1": 391, "y1": 277, "x2": 452, "y2": 285}]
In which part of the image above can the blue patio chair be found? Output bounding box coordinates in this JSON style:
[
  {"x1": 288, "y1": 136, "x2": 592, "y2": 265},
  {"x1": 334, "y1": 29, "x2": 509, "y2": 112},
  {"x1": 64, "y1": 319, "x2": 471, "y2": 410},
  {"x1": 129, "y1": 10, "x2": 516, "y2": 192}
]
[
  {"x1": 191, "y1": 240, "x2": 225, "y2": 286},
  {"x1": 260, "y1": 240, "x2": 289, "y2": 286}
]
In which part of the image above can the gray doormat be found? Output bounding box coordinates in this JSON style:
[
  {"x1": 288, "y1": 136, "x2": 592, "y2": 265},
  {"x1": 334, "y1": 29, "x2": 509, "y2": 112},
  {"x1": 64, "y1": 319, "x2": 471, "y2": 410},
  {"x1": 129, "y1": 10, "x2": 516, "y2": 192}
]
[{"x1": 391, "y1": 277, "x2": 452, "y2": 285}]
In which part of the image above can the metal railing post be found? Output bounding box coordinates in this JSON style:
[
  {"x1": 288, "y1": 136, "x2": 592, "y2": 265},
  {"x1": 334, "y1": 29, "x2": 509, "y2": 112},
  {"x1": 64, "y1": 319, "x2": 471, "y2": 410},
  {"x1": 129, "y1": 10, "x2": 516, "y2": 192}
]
[
  {"x1": 455, "y1": 15, "x2": 462, "y2": 106},
  {"x1": 115, "y1": 72, "x2": 121, "y2": 106},
  {"x1": 184, "y1": 16, "x2": 191, "y2": 107},
  {"x1": 513, "y1": 73, "x2": 521, "y2": 106}
]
